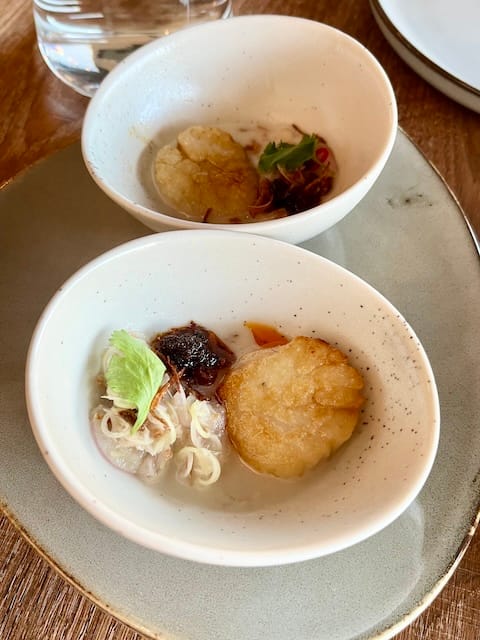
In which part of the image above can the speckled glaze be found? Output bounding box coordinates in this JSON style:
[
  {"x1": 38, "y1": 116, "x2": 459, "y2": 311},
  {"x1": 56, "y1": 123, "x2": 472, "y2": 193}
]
[
  {"x1": 25, "y1": 228, "x2": 439, "y2": 566},
  {"x1": 1, "y1": 129, "x2": 479, "y2": 638}
]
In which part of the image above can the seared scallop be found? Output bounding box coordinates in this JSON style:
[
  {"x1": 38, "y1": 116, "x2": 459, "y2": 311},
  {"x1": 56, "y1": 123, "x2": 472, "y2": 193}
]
[
  {"x1": 218, "y1": 337, "x2": 365, "y2": 478},
  {"x1": 154, "y1": 126, "x2": 258, "y2": 223}
]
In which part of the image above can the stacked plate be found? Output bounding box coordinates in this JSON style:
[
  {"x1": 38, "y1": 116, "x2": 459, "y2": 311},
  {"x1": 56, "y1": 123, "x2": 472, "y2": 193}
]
[{"x1": 371, "y1": 0, "x2": 480, "y2": 112}]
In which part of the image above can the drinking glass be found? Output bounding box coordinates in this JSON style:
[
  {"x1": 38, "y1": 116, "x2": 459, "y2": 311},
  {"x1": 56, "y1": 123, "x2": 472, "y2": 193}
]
[{"x1": 33, "y1": 0, "x2": 232, "y2": 96}]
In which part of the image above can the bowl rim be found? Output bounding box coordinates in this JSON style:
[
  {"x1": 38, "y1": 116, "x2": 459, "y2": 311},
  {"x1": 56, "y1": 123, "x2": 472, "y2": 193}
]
[
  {"x1": 25, "y1": 230, "x2": 439, "y2": 566},
  {"x1": 81, "y1": 14, "x2": 398, "y2": 233}
]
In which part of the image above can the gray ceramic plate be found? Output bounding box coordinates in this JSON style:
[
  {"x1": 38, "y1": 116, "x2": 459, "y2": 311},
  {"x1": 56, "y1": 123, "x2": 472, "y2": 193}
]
[{"x1": 1, "y1": 129, "x2": 479, "y2": 640}]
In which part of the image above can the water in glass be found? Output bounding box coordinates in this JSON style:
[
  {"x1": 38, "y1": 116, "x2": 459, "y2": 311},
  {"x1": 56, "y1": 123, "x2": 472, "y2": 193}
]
[{"x1": 33, "y1": 0, "x2": 232, "y2": 96}]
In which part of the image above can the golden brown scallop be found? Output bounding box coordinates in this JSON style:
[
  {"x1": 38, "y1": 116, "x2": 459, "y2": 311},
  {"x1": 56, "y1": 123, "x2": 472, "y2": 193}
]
[
  {"x1": 154, "y1": 126, "x2": 259, "y2": 223},
  {"x1": 218, "y1": 337, "x2": 365, "y2": 478}
]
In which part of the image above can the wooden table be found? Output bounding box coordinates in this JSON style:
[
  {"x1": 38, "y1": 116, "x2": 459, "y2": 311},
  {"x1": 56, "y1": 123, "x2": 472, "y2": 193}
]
[{"x1": 1, "y1": 1, "x2": 479, "y2": 638}]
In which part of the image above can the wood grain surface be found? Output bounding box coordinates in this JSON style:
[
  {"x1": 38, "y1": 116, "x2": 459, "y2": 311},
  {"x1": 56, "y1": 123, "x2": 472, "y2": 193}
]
[{"x1": 1, "y1": 1, "x2": 479, "y2": 639}]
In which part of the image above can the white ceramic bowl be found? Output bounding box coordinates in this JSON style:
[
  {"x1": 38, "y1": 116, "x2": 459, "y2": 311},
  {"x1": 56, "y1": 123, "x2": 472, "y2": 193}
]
[
  {"x1": 26, "y1": 231, "x2": 439, "y2": 567},
  {"x1": 81, "y1": 15, "x2": 397, "y2": 244}
]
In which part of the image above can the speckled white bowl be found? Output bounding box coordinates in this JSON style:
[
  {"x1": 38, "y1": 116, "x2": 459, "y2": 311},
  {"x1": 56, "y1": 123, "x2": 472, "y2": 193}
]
[
  {"x1": 81, "y1": 15, "x2": 397, "y2": 244},
  {"x1": 25, "y1": 231, "x2": 439, "y2": 566}
]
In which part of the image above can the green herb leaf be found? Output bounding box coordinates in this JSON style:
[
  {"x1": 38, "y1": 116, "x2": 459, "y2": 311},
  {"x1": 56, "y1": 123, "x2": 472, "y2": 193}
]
[
  {"x1": 258, "y1": 134, "x2": 317, "y2": 173},
  {"x1": 105, "y1": 330, "x2": 166, "y2": 433}
]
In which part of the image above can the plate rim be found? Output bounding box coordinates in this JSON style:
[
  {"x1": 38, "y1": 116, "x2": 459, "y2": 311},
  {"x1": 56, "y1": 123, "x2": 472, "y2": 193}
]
[{"x1": 370, "y1": 0, "x2": 480, "y2": 99}]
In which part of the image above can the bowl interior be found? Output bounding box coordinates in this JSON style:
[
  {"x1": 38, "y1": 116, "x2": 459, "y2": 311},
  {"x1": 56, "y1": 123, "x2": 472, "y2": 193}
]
[
  {"x1": 26, "y1": 231, "x2": 438, "y2": 565},
  {"x1": 82, "y1": 15, "x2": 396, "y2": 226}
]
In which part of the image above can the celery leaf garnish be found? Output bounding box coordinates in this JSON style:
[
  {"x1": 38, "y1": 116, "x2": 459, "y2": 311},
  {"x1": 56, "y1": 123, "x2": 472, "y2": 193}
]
[
  {"x1": 105, "y1": 330, "x2": 166, "y2": 433},
  {"x1": 258, "y1": 134, "x2": 317, "y2": 173}
]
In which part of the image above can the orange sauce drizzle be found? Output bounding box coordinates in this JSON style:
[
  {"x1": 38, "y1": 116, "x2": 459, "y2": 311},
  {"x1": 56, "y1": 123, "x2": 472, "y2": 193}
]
[{"x1": 244, "y1": 322, "x2": 289, "y2": 348}]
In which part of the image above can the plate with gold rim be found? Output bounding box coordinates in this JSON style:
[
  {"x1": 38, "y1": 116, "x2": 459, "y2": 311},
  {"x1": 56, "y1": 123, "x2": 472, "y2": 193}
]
[{"x1": 370, "y1": 0, "x2": 480, "y2": 113}]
